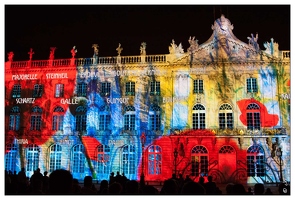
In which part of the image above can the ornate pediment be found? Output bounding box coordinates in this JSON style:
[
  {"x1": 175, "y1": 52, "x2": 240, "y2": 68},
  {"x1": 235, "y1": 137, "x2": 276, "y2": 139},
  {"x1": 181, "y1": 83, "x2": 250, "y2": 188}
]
[{"x1": 169, "y1": 15, "x2": 262, "y2": 65}]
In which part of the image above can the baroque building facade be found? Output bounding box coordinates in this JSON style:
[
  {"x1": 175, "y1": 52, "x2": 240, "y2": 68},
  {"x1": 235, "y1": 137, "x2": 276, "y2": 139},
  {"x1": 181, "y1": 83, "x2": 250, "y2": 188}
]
[{"x1": 5, "y1": 15, "x2": 290, "y2": 184}]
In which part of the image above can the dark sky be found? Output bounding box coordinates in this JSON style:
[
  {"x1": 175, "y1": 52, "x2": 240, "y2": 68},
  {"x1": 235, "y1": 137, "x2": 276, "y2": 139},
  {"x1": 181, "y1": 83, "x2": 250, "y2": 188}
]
[{"x1": 5, "y1": 4, "x2": 290, "y2": 61}]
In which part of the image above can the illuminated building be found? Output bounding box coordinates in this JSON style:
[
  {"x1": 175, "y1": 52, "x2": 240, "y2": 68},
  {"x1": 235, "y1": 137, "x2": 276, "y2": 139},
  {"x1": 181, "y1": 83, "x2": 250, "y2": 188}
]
[{"x1": 5, "y1": 15, "x2": 290, "y2": 184}]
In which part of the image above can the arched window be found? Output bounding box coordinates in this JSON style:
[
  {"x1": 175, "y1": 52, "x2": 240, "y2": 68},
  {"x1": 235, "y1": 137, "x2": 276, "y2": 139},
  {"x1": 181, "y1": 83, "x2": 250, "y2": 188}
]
[
  {"x1": 75, "y1": 106, "x2": 87, "y2": 131},
  {"x1": 219, "y1": 103, "x2": 233, "y2": 129},
  {"x1": 122, "y1": 145, "x2": 136, "y2": 177},
  {"x1": 218, "y1": 145, "x2": 236, "y2": 181},
  {"x1": 99, "y1": 105, "x2": 110, "y2": 130},
  {"x1": 124, "y1": 106, "x2": 135, "y2": 131},
  {"x1": 192, "y1": 104, "x2": 206, "y2": 129},
  {"x1": 52, "y1": 106, "x2": 65, "y2": 131},
  {"x1": 72, "y1": 144, "x2": 85, "y2": 173},
  {"x1": 9, "y1": 106, "x2": 20, "y2": 131},
  {"x1": 191, "y1": 145, "x2": 208, "y2": 176},
  {"x1": 5, "y1": 143, "x2": 18, "y2": 172},
  {"x1": 149, "y1": 105, "x2": 161, "y2": 131},
  {"x1": 26, "y1": 144, "x2": 40, "y2": 174},
  {"x1": 30, "y1": 106, "x2": 42, "y2": 131},
  {"x1": 12, "y1": 84, "x2": 21, "y2": 98},
  {"x1": 49, "y1": 144, "x2": 62, "y2": 172},
  {"x1": 96, "y1": 144, "x2": 111, "y2": 178},
  {"x1": 219, "y1": 145, "x2": 235, "y2": 154},
  {"x1": 148, "y1": 145, "x2": 162, "y2": 175},
  {"x1": 247, "y1": 145, "x2": 265, "y2": 177},
  {"x1": 246, "y1": 103, "x2": 261, "y2": 130}
]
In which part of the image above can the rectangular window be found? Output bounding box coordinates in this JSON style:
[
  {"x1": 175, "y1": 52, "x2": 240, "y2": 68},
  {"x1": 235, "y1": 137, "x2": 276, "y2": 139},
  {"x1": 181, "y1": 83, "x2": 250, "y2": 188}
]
[
  {"x1": 150, "y1": 81, "x2": 160, "y2": 96},
  {"x1": 256, "y1": 155, "x2": 265, "y2": 176},
  {"x1": 124, "y1": 114, "x2": 135, "y2": 130},
  {"x1": 49, "y1": 153, "x2": 62, "y2": 172},
  {"x1": 12, "y1": 84, "x2": 21, "y2": 98},
  {"x1": 52, "y1": 115, "x2": 64, "y2": 131},
  {"x1": 123, "y1": 152, "x2": 136, "y2": 175},
  {"x1": 9, "y1": 114, "x2": 20, "y2": 131},
  {"x1": 55, "y1": 84, "x2": 64, "y2": 98},
  {"x1": 247, "y1": 156, "x2": 255, "y2": 176},
  {"x1": 150, "y1": 114, "x2": 161, "y2": 131},
  {"x1": 247, "y1": 78, "x2": 258, "y2": 93},
  {"x1": 100, "y1": 82, "x2": 111, "y2": 97},
  {"x1": 27, "y1": 151, "x2": 39, "y2": 172},
  {"x1": 76, "y1": 115, "x2": 87, "y2": 131},
  {"x1": 97, "y1": 153, "x2": 110, "y2": 174},
  {"x1": 99, "y1": 114, "x2": 110, "y2": 130},
  {"x1": 77, "y1": 83, "x2": 87, "y2": 97},
  {"x1": 125, "y1": 82, "x2": 135, "y2": 96},
  {"x1": 5, "y1": 151, "x2": 17, "y2": 172},
  {"x1": 193, "y1": 113, "x2": 205, "y2": 129},
  {"x1": 193, "y1": 79, "x2": 204, "y2": 94},
  {"x1": 72, "y1": 153, "x2": 85, "y2": 173},
  {"x1": 30, "y1": 115, "x2": 41, "y2": 131},
  {"x1": 33, "y1": 84, "x2": 43, "y2": 98},
  {"x1": 247, "y1": 112, "x2": 261, "y2": 130},
  {"x1": 219, "y1": 113, "x2": 233, "y2": 129}
]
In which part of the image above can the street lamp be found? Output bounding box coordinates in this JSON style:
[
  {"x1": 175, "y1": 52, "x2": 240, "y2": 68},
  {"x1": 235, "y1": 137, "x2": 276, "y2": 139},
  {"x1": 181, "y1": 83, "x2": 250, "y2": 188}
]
[
  {"x1": 276, "y1": 147, "x2": 283, "y2": 182},
  {"x1": 140, "y1": 132, "x2": 146, "y2": 187},
  {"x1": 173, "y1": 148, "x2": 178, "y2": 176}
]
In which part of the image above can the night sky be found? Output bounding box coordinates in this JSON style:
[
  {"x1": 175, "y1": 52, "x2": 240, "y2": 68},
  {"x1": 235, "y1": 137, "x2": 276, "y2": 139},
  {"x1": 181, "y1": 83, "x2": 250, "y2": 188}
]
[{"x1": 4, "y1": 4, "x2": 291, "y2": 61}]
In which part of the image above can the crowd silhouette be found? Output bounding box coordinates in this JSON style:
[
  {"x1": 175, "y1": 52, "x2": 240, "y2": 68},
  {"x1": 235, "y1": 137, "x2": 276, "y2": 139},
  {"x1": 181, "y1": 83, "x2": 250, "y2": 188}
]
[{"x1": 5, "y1": 169, "x2": 290, "y2": 195}]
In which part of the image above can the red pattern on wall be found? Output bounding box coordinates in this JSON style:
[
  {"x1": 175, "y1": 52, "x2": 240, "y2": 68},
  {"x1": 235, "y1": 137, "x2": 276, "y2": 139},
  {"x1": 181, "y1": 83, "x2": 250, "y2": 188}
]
[{"x1": 237, "y1": 99, "x2": 279, "y2": 127}]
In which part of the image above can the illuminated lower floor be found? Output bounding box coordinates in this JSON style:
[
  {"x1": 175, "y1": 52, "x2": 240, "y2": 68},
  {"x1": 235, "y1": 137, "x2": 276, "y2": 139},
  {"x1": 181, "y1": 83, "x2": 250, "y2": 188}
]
[{"x1": 5, "y1": 131, "x2": 290, "y2": 184}]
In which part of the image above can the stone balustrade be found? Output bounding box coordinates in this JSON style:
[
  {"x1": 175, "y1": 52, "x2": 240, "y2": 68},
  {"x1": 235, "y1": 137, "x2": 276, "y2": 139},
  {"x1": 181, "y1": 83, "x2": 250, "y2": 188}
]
[{"x1": 6, "y1": 50, "x2": 289, "y2": 68}]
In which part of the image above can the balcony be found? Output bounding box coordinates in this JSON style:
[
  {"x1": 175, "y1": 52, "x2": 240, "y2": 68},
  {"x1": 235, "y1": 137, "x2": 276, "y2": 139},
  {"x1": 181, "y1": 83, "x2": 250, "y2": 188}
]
[{"x1": 170, "y1": 127, "x2": 288, "y2": 137}]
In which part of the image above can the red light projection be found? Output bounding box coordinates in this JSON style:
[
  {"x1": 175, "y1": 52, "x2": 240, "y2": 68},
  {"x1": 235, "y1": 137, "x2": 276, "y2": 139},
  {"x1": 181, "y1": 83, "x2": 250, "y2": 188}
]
[
  {"x1": 237, "y1": 99, "x2": 279, "y2": 127},
  {"x1": 5, "y1": 63, "x2": 77, "y2": 147},
  {"x1": 138, "y1": 129, "x2": 247, "y2": 184},
  {"x1": 81, "y1": 136, "x2": 101, "y2": 160}
]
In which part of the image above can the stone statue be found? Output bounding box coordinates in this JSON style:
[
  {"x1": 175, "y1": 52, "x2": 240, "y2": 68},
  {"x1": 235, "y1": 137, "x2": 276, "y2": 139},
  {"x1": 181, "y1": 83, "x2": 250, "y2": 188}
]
[
  {"x1": 28, "y1": 48, "x2": 34, "y2": 61},
  {"x1": 169, "y1": 39, "x2": 177, "y2": 54},
  {"x1": 188, "y1": 36, "x2": 199, "y2": 52},
  {"x1": 140, "y1": 42, "x2": 146, "y2": 55},
  {"x1": 71, "y1": 46, "x2": 77, "y2": 58},
  {"x1": 263, "y1": 38, "x2": 279, "y2": 56},
  {"x1": 247, "y1": 33, "x2": 259, "y2": 51},
  {"x1": 8, "y1": 51, "x2": 14, "y2": 62},
  {"x1": 92, "y1": 44, "x2": 99, "y2": 57},
  {"x1": 116, "y1": 43, "x2": 123, "y2": 56},
  {"x1": 169, "y1": 39, "x2": 184, "y2": 54},
  {"x1": 49, "y1": 47, "x2": 56, "y2": 60}
]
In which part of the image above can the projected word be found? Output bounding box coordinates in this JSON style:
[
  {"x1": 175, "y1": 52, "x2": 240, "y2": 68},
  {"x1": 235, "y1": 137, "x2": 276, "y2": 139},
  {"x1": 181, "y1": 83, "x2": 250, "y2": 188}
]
[
  {"x1": 189, "y1": 68, "x2": 206, "y2": 74},
  {"x1": 16, "y1": 139, "x2": 28, "y2": 144},
  {"x1": 46, "y1": 73, "x2": 68, "y2": 79},
  {"x1": 59, "y1": 139, "x2": 73, "y2": 145},
  {"x1": 108, "y1": 140, "x2": 124, "y2": 146},
  {"x1": 79, "y1": 72, "x2": 100, "y2": 78},
  {"x1": 16, "y1": 98, "x2": 35, "y2": 104},
  {"x1": 12, "y1": 74, "x2": 37, "y2": 80},
  {"x1": 114, "y1": 69, "x2": 167, "y2": 77},
  {"x1": 107, "y1": 97, "x2": 129, "y2": 104},
  {"x1": 280, "y1": 93, "x2": 290, "y2": 100},
  {"x1": 163, "y1": 96, "x2": 187, "y2": 103},
  {"x1": 60, "y1": 98, "x2": 78, "y2": 104}
]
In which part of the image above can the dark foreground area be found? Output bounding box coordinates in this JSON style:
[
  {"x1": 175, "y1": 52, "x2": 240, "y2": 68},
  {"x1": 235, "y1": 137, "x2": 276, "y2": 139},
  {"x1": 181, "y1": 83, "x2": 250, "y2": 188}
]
[{"x1": 5, "y1": 169, "x2": 290, "y2": 195}]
